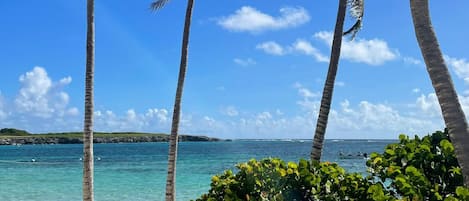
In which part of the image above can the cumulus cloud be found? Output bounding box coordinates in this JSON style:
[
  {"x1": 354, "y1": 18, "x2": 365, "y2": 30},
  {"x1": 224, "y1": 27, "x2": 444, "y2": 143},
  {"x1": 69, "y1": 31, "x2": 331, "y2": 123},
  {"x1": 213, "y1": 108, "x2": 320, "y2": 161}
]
[
  {"x1": 233, "y1": 58, "x2": 256, "y2": 66},
  {"x1": 329, "y1": 100, "x2": 438, "y2": 138},
  {"x1": 205, "y1": 84, "x2": 450, "y2": 139},
  {"x1": 256, "y1": 41, "x2": 285, "y2": 55},
  {"x1": 444, "y1": 55, "x2": 469, "y2": 85},
  {"x1": 218, "y1": 6, "x2": 310, "y2": 33},
  {"x1": 314, "y1": 31, "x2": 398, "y2": 65},
  {"x1": 416, "y1": 93, "x2": 441, "y2": 117},
  {"x1": 14, "y1": 67, "x2": 76, "y2": 118},
  {"x1": 0, "y1": 67, "x2": 81, "y2": 132},
  {"x1": 256, "y1": 39, "x2": 329, "y2": 62},
  {"x1": 93, "y1": 108, "x2": 170, "y2": 132},
  {"x1": 256, "y1": 32, "x2": 396, "y2": 65},
  {"x1": 414, "y1": 92, "x2": 469, "y2": 121},
  {"x1": 59, "y1": 76, "x2": 72, "y2": 85},
  {"x1": 3, "y1": 67, "x2": 467, "y2": 139},
  {"x1": 292, "y1": 39, "x2": 329, "y2": 62},
  {"x1": 403, "y1": 56, "x2": 423, "y2": 66},
  {"x1": 294, "y1": 82, "x2": 320, "y2": 99}
]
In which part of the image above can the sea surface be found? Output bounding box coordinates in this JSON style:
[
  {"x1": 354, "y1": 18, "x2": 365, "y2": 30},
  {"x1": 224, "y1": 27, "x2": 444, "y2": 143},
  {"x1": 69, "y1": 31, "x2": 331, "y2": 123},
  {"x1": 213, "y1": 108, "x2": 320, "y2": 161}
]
[{"x1": 0, "y1": 139, "x2": 395, "y2": 201}]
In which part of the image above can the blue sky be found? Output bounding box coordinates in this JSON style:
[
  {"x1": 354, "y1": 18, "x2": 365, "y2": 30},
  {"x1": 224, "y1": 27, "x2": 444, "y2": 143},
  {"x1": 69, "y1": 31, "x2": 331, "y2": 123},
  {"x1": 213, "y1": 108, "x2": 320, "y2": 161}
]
[{"x1": 0, "y1": 1, "x2": 468, "y2": 139}]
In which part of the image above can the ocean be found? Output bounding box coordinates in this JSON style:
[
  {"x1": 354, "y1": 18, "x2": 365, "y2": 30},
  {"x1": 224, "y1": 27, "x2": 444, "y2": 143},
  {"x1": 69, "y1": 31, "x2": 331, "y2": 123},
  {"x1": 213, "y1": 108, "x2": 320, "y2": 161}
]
[{"x1": 0, "y1": 140, "x2": 394, "y2": 201}]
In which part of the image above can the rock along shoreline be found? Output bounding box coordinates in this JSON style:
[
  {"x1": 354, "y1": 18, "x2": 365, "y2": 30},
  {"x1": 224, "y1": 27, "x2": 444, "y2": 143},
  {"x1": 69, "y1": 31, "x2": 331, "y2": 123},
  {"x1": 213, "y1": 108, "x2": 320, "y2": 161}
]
[{"x1": 0, "y1": 135, "x2": 222, "y2": 146}]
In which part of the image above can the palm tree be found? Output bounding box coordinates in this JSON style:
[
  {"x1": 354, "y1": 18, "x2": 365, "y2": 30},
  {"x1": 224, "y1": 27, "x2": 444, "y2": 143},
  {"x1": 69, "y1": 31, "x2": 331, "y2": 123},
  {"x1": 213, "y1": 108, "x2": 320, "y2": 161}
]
[
  {"x1": 310, "y1": 0, "x2": 364, "y2": 162},
  {"x1": 410, "y1": 0, "x2": 469, "y2": 186},
  {"x1": 83, "y1": 0, "x2": 95, "y2": 200},
  {"x1": 151, "y1": 0, "x2": 195, "y2": 200}
]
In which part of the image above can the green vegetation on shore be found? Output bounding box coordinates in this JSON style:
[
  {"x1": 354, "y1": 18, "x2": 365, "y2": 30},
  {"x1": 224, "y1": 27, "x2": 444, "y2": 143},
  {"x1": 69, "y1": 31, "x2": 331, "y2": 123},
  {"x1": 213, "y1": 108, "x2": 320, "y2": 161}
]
[
  {"x1": 0, "y1": 128, "x2": 221, "y2": 145},
  {"x1": 0, "y1": 128, "x2": 166, "y2": 138}
]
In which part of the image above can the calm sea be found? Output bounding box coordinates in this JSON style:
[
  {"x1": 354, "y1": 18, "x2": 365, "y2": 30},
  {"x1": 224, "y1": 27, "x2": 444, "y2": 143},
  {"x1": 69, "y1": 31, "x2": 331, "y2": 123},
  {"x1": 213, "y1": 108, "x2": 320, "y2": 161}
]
[{"x1": 0, "y1": 139, "x2": 394, "y2": 201}]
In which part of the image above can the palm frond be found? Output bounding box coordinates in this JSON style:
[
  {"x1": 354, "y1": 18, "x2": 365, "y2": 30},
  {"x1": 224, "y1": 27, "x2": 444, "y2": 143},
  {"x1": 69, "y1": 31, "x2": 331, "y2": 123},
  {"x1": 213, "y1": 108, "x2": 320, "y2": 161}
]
[
  {"x1": 150, "y1": 0, "x2": 170, "y2": 11},
  {"x1": 343, "y1": 0, "x2": 364, "y2": 40},
  {"x1": 343, "y1": 19, "x2": 362, "y2": 39}
]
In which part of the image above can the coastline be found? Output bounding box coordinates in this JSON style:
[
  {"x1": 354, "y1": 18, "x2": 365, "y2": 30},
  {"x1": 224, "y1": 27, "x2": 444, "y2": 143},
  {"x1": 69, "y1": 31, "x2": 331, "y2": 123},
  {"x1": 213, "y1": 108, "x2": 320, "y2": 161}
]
[{"x1": 0, "y1": 129, "x2": 222, "y2": 145}]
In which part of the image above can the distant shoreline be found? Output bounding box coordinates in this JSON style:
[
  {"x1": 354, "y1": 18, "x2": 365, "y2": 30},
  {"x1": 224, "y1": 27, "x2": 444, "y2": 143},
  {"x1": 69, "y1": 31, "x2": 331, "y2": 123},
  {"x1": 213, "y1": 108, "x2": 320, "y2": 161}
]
[{"x1": 0, "y1": 128, "x2": 222, "y2": 145}]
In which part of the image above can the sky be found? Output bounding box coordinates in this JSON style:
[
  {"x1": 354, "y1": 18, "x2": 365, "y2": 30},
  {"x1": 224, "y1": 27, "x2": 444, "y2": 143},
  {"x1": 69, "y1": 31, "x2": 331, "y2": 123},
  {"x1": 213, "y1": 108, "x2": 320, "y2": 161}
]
[{"x1": 0, "y1": 1, "x2": 468, "y2": 139}]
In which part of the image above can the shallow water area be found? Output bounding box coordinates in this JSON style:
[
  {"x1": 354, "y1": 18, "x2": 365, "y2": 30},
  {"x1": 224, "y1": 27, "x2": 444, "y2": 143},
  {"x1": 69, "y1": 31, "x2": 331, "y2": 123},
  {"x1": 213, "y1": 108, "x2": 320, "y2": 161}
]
[{"x1": 0, "y1": 140, "x2": 393, "y2": 201}]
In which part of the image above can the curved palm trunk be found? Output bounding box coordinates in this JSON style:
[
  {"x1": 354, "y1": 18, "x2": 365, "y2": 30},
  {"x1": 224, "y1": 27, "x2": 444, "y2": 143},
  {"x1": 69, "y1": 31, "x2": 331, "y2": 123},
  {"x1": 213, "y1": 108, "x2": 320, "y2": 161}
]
[
  {"x1": 310, "y1": 0, "x2": 347, "y2": 162},
  {"x1": 410, "y1": 0, "x2": 469, "y2": 186},
  {"x1": 165, "y1": 0, "x2": 194, "y2": 200},
  {"x1": 83, "y1": 0, "x2": 95, "y2": 200}
]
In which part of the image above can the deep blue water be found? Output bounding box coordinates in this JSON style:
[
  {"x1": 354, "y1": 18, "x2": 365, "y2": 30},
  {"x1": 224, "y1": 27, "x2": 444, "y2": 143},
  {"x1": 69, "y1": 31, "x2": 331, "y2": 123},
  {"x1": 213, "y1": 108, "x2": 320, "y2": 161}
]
[{"x1": 0, "y1": 140, "x2": 394, "y2": 201}]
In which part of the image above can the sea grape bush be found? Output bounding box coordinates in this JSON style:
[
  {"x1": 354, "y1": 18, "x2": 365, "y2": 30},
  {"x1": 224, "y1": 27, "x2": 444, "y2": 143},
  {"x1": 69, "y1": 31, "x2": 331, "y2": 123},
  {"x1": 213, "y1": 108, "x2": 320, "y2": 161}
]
[
  {"x1": 195, "y1": 130, "x2": 469, "y2": 201},
  {"x1": 195, "y1": 158, "x2": 392, "y2": 201},
  {"x1": 367, "y1": 130, "x2": 469, "y2": 200}
]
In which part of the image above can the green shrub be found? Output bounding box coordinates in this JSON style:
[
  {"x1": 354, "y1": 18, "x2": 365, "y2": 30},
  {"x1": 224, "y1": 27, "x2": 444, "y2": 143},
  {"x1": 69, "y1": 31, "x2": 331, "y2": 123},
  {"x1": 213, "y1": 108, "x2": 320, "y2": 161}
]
[
  {"x1": 367, "y1": 130, "x2": 468, "y2": 201},
  {"x1": 195, "y1": 158, "x2": 393, "y2": 201}
]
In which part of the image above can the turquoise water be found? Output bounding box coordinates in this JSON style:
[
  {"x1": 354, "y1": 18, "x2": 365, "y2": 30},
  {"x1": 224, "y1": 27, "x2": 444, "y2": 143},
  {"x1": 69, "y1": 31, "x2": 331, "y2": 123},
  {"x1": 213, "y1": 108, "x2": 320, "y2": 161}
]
[{"x1": 0, "y1": 140, "x2": 393, "y2": 201}]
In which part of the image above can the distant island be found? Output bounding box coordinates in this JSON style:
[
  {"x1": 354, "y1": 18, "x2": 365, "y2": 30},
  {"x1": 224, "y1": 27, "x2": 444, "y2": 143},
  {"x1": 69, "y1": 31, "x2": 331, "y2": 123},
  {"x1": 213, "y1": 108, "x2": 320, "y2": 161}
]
[{"x1": 0, "y1": 128, "x2": 222, "y2": 146}]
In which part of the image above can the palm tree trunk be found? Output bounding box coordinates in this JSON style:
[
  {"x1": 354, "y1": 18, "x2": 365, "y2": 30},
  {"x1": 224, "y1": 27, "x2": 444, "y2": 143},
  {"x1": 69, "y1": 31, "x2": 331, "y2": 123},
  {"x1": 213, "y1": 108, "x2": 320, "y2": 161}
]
[
  {"x1": 410, "y1": 0, "x2": 469, "y2": 187},
  {"x1": 165, "y1": 0, "x2": 194, "y2": 200},
  {"x1": 310, "y1": 0, "x2": 347, "y2": 162},
  {"x1": 83, "y1": 0, "x2": 95, "y2": 200}
]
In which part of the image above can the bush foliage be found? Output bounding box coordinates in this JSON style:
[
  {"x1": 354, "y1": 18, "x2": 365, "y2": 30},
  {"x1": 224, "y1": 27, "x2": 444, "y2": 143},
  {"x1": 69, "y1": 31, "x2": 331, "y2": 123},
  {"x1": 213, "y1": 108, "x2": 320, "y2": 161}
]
[
  {"x1": 196, "y1": 130, "x2": 469, "y2": 201},
  {"x1": 367, "y1": 130, "x2": 469, "y2": 201}
]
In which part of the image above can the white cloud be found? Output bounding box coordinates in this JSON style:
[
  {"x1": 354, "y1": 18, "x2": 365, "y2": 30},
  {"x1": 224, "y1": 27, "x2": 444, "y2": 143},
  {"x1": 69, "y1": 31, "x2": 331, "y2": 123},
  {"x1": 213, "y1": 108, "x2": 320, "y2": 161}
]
[
  {"x1": 412, "y1": 88, "x2": 421, "y2": 93},
  {"x1": 66, "y1": 108, "x2": 79, "y2": 116},
  {"x1": 218, "y1": 6, "x2": 310, "y2": 33},
  {"x1": 256, "y1": 41, "x2": 285, "y2": 55},
  {"x1": 0, "y1": 67, "x2": 81, "y2": 133},
  {"x1": 126, "y1": 109, "x2": 137, "y2": 121},
  {"x1": 335, "y1": 81, "x2": 345, "y2": 87},
  {"x1": 403, "y1": 56, "x2": 423, "y2": 66},
  {"x1": 257, "y1": 111, "x2": 272, "y2": 120},
  {"x1": 415, "y1": 93, "x2": 441, "y2": 117},
  {"x1": 257, "y1": 32, "x2": 397, "y2": 65},
  {"x1": 330, "y1": 100, "x2": 438, "y2": 137},
  {"x1": 444, "y1": 55, "x2": 469, "y2": 85},
  {"x1": 292, "y1": 39, "x2": 329, "y2": 62},
  {"x1": 3, "y1": 68, "x2": 467, "y2": 139},
  {"x1": 14, "y1": 67, "x2": 75, "y2": 118},
  {"x1": 145, "y1": 108, "x2": 169, "y2": 123},
  {"x1": 59, "y1": 76, "x2": 72, "y2": 85},
  {"x1": 221, "y1": 106, "x2": 239, "y2": 117},
  {"x1": 414, "y1": 92, "x2": 469, "y2": 120},
  {"x1": 234, "y1": 58, "x2": 256, "y2": 66},
  {"x1": 92, "y1": 108, "x2": 170, "y2": 132},
  {"x1": 294, "y1": 83, "x2": 320, "y2": 99},
  {"x1": 275, "y1": 109, "x2": 284, "y2": 116},
  {"x1": 460, "y1": 95, "x2": 469, "y2": 118},
  {"x1": 257, "y1": 39, "x2": 329, "y2": 62},
  {"x1": 314, "y1": 31, "x2": 398, "y2": 65},
  {"x1": 203, "y1": 84, "x2": 451, "y2": 139},
  {"x1": 0, "y1": 92, "x2": 6, "y2": 120}
]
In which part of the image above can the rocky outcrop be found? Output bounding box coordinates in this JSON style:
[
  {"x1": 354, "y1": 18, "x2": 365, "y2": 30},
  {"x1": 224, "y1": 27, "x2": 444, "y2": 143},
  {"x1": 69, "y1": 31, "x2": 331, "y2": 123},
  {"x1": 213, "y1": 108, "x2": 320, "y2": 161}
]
[{"x1": 0, "y1": 135, "x2": 221, "y2": 145}]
